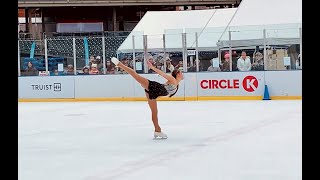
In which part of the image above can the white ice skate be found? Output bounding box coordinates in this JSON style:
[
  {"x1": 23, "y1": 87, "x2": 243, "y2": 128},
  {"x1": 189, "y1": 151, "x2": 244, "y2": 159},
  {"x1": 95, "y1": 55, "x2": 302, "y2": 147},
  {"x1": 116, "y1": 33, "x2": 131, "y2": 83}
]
[
  {"x1": 153, "y1": 132, "x2": 168, "y2": 140},
  {"x1": 111, "y1": 57, "x2": 120, "y2": 66}
]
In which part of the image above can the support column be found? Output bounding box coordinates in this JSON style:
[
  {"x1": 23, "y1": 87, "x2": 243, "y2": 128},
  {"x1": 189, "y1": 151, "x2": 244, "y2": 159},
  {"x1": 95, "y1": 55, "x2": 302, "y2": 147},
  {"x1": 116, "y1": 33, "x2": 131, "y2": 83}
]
[
  {"x1": 25, "y1": 8, "x2": 29, "y2": 32},
  {"x1": 195, "y1": 32, "x2": 199, "y2": 72},
  {"x1": 263, "y1": 29, "x2": 267, "y2": 70},
  {"x1": 228, "y1": 31, "x2": 232, "y2": 71},
  {"x1": 113, "y1": 7, "x2": 117, "y2": 31}
]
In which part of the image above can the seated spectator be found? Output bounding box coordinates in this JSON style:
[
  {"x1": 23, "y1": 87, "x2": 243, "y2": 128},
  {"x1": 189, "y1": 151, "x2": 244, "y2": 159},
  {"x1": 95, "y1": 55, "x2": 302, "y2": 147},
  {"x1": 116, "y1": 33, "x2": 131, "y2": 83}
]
[
  {"x1": 161, "y1": 58, "x2": 175, "y2": 73},
  {"x1": 237, "y1": 51, "x2": 251, "y2": 71},
  {"x1": 221, "y1": 53, "x2": 231, "y2": 71},
  {"x1": 187, "y1": 60, "x2": 196, "y2": 72},
  {"x1": 207, "y1": 59, "x2": 221, "y2": 72},
  {"x1": 24, "y1": 61, "x2": 38, "y2": 76},
  {"x1": 252, "y1": 52, "x2": 264, "y2": 71},
  {"x1": 89, "y1": 55, "x2": 95, "y2": 66},
  {"x1": 175, "y1": 60, "x2": 184, "y2": 71},
  {"x1": 156, "y1": 61, "x2": 163, "y2": 70},
  {"x1": 52, "y1": 69, "x2": 59, "y2": 76},
  {"x1": 95, "y1": 55, "x2": 104, "y2": 72},
  {"x1": 82, "y1": 66, "x2": 90, "y2": 75},
  {"x1": 89, "y1": 64, "x2": 99, "y2": 74},
  {"x1": 65, "y1": 64, "x2": 75, "y2": 75},
  {"x1": 106, "y1": 60, "x2": 115, "y2": 74}
]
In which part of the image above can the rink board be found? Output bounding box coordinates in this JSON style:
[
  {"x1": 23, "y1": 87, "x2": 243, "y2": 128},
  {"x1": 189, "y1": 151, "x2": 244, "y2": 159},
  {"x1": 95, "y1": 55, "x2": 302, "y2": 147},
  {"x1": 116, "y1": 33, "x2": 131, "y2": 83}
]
[{"x1": 18, "y1": 71, "x2": 302, "y2": 101}]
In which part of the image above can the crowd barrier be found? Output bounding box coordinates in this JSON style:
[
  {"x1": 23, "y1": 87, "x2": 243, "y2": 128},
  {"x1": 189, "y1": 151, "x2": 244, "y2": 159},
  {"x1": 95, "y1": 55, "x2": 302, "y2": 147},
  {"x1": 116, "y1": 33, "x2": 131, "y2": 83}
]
[{"x1": 18, "y1": 71, "x2": 302, "y2": 102}]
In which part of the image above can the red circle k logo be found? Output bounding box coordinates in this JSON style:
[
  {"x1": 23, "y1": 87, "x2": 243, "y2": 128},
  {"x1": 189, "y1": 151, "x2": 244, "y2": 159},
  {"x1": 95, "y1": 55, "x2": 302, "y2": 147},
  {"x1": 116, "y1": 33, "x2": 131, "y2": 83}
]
[{"x1": 242, "y1": 76, "x2": 258, "y2": 92}]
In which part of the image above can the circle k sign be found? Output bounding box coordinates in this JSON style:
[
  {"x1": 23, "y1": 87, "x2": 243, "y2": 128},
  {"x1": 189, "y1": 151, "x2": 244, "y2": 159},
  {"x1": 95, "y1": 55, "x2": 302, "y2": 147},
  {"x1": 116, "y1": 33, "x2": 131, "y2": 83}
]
[
  {"x1": 242, "y1": 76, "x2": 258, "y2": 92},
  {"x1": 200, "y1": 75, "x2": 259, "y2": 92}
]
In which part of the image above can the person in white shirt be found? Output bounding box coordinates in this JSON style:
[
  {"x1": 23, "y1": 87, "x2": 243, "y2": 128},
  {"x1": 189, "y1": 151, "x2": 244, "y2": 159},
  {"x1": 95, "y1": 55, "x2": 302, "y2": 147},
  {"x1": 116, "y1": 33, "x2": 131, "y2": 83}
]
[{"x1": 237, "y1": 51, "x2": 252, "y2": 71}]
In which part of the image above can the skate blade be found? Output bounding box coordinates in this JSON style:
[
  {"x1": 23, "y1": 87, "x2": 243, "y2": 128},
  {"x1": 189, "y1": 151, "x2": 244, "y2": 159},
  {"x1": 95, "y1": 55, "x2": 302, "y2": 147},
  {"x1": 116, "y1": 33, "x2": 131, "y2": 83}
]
[{"x1": 153, "y1": 136, "x2": 168, "y2": 140}]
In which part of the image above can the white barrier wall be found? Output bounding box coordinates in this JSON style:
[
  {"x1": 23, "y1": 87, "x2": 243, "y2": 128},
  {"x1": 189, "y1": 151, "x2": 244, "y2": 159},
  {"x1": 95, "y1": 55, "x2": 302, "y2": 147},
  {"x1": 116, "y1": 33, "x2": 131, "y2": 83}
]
[
  {"x1": 74, "y1": 75, "x2": 135, "y2": 98},
  {"x1": 74, "y1": 74, "x2": 185, "y2": 99},
  {"x1": 18, "y1": 76, "x2": 75, "y2": 99},
  {"x1": 18, "y1": 71, "x2": 302, "y2": 100},
  {"x1": 183, "y1": 73, "x2": 198, "y2": 98},
  {"x1": 264, "y1": 71, "x2": 302, "y2": 96}
]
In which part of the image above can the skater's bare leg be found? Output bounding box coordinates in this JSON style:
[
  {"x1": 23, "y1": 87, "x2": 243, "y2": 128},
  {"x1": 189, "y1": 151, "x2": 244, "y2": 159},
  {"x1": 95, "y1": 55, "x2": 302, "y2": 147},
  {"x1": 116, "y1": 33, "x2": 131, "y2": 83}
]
[
  {"x1": 117, "y1": 62, "x2": 149, "y2": 90},
  {"x1": 146, "y1": 93, "x2": 161, "y2": 132}
]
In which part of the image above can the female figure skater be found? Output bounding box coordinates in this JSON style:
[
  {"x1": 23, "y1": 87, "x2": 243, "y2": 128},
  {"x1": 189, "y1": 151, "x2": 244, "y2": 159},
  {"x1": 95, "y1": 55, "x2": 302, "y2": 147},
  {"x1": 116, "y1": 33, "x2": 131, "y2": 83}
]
[{"x1": 111, "y1": 57, "x2": 184, "y2": 139}]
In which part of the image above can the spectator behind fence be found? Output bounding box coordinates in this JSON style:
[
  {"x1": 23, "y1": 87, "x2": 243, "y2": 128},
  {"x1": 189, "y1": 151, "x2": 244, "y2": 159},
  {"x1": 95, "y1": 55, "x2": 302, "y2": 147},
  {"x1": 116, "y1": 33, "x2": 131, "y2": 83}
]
[
  {"x1": 89, "y1": 64, "x2": 100, "y2": 74},
  {"x1": 65, "y1": 64, "x2": 74, "y2": 75},
  {"x1": 221, "y1": 53, "x2": 231, "y2": 71},
  {"x1": 89, "y1": 55, "x2": 95, "y2": 66},
  {"x1": 24, "y1": 61, "x2": 38, "y2": 76},
  {"x1": 237, "y1": 51, "x2": 251, "y2": 71},
  {"x1": 196, "y1": 59, "x2": 204, "y2": 71},
  {"x1": 82, "y1": 66, "x2": 90, "y2": 75},
  {"x1": 175, "y1": 60, "x2": 184, "y2": 71},
  {"x1": 147, "y1": 57, "x2": 157, "y2": 73},
  {"x1": 188, "y1": 59, "x2": 203, "y2": 72},
  {"x1": 52, "y1": 69, "x2": 59, "y2": 76},
  {"x1": 156, "y1": 62, "x2": 163, "y2": 70},
  {"x1": 187, "y1": 61, "x2": 196, "y2": 72},
  {"x1": 161, "y1": 58, "x2": 175, "y2": 73},
  {"x1": 106, "y1": 60, "x2": 115, "y2": 74},
  {"x1": 207, "y1": 59, "x2": 221, "y2": 72},
  {"x1": 252, "y1": 52, "x2": 264, "y2": 71},
  {"x1": 95, "y1": 55, "x2": 104, "y2": 72}
]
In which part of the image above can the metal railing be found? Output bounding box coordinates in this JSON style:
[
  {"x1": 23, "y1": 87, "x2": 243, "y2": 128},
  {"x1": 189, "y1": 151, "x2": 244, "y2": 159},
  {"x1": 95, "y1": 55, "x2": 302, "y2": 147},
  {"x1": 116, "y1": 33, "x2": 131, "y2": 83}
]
[{"x1": 18, "y1": 24, "x2": 302, "y2": 77}]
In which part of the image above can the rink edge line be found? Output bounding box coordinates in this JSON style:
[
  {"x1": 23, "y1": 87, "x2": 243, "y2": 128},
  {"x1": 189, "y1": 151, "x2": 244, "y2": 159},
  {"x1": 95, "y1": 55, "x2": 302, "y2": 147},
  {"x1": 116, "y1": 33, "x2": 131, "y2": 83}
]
[{"x1": 18, "y1": 96, "x2": 301, "y2": 102}]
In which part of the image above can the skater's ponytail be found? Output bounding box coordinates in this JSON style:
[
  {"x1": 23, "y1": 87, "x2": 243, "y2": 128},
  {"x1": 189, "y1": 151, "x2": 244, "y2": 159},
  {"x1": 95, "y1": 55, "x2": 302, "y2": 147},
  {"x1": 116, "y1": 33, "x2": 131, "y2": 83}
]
[{"x1": 171, "y1": 69, "x2": 180, "y2": 79}]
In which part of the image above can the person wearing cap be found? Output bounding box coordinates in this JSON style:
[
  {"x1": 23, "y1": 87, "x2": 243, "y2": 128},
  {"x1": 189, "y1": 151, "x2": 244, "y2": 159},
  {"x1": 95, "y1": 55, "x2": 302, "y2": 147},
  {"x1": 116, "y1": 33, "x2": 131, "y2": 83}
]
[
  {"x1": 95, "y1": 55, "x2": 104, "y2": 73},
  {"x1": 222, "y1": 53, "x2": 231, "y2": 71}
]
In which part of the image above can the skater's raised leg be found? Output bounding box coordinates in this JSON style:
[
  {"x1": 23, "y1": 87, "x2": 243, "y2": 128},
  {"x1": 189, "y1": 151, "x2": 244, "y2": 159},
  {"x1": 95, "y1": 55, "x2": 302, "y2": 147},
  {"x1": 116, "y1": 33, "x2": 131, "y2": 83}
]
[{"x1": 111, "y1": 57, "x2": 149, "y2": 90}]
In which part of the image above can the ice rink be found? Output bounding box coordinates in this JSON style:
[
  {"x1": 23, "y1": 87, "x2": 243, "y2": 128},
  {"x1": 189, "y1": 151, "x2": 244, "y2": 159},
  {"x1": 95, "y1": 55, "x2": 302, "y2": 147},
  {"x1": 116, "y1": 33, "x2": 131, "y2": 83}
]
[{"x1": 18, "y1": 100, "x2": 302, "y2": 180}]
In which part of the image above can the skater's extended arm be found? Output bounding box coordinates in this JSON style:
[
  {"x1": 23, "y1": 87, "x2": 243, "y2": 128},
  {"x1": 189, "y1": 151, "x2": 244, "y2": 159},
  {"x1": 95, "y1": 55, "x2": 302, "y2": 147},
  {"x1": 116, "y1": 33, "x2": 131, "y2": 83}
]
[{"x1": 147, "y1": 61, "x2": 177, "y2": 84}]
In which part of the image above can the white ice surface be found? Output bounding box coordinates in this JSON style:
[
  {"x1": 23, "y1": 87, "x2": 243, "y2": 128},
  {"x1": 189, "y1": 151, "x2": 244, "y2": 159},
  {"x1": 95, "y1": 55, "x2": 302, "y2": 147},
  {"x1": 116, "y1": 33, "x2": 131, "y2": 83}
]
[{"x1": 18, "y1": 100, "x2": 302, "y2": 180}]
